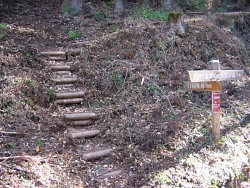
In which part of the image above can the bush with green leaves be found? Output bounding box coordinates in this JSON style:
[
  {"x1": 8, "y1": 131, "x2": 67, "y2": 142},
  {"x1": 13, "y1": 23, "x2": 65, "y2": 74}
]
[
  {"x1": 134, "y1": 6, "x2": 168, "y2": 21},
  {"x1": 68, "y1": 30, "x2": 82, "y2": 39},
  {"x1": 95, "y1": 11, "x2": 105, "y2": 20},
  {"x1": 177, "y1": 0, "x2": 206, "y2": 10},
  {"x1": 0, "y1": 22, "x2": 8, "y2": 38},
  {"x1": 110, "y1": 71, "x2": 123, "y2": 85}
]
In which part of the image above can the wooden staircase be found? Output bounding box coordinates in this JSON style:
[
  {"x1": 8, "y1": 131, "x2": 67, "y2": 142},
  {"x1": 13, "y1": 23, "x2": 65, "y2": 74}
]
[{"x1": 40, "y1": 47, "x2": 121, "y2": 178}]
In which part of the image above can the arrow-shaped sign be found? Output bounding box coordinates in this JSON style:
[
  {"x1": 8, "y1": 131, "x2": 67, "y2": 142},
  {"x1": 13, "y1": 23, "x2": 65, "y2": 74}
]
[
  {"x1": 184, "y1": 81, "x2": 222, "y2": 91},
  {"x1": 188, "y1": 70, "x2": 243, "y2": 82}
]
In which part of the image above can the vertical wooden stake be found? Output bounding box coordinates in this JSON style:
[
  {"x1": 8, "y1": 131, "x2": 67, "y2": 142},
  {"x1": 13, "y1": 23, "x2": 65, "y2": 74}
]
[
  {"x1": 212, "y1": 112, "x2": 220, "y2": 142},
  {"x1": 211, "y1": 60, "x2": 221, "y2": 142}
]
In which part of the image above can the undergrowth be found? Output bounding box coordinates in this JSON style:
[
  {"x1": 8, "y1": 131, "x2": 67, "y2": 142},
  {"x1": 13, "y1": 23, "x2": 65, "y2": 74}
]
[{"x1": 133, "y1": 6, "x2": 169, "y2": 21}]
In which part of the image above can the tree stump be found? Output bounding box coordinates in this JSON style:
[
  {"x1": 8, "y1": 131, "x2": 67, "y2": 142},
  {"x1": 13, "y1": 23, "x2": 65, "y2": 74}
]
[{"x1": 167, "y1": 12, "x2": 185, "y2": 37}]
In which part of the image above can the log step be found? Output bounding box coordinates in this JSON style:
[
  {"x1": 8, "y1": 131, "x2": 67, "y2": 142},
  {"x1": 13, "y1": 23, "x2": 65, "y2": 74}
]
[
  {"x1": 65, "y1": 113, "x2": 97, "y2": 121},
  {"x1": 56, "y1": 91, "x2": 85, "y2": 99},
  {"x1": 41, "y1": 51, "x2": 66, "y2": 56},
  {"x1": 47, "y1": 56, "x2": 67, "y2": 61},
  {"x1": 56, "y1": 98, "x2": 83, "y2": 104},
  {"x1": 68, "y1": 48, "x2": 82, "y2": 56},
  {"x1": 103, "y1": 170, "x2": 122, "y2": 177},
  {"x1": 54, "y1": 71, "x2": 71, "y2": 75},
  {"x1": 50, "y1": 65, "x2": 71, "y2": 71},
  {"x1": 52, "y1": 77, "x2": 78, "y2": 84},
  {"x1": 54, "y1": 84, "x2": 75, "y2": 91},
  {"x1": 68, "y1": 129, "x2": 100, "y2": 139},
  {"x1": 70, "y1": 120, "x2": 91, "y2": 126},
  {"x1": 69, "y1": 42, "x2": 89, "y2": 47},
  {"x1": 83, "y1": 149, "x2": 113, "y2": 160}
]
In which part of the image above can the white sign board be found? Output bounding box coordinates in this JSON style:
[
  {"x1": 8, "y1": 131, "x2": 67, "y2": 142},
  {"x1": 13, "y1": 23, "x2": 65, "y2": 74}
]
[{"x1": 188, "y1": 70, "x2": 243, "y2": 82}]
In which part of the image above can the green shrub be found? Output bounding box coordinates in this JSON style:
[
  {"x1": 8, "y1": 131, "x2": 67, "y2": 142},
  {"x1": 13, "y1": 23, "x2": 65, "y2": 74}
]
[
  {"x1": 139, "y1": 6, "x2": 168, "y2": 21},
  {"x1": 0, "y1": 22, "x2": 7, "y2": 39},
  {"x1": 177, "y1": 0, "x2": 206, "y2": 10},
  {"x1": 0, "y1": 23, "x2": 7, "y2": 29},
  {"x1": 147, "y1": 85, "x2": 159, "y2": 94},
  {"x1": 95, "y1": 11, "x2": 105, "y2": 20},
  {"x1": 81, "y1": 21, "x2": 88, "y2": 26},
  {"x1": 108, "y1": 25, "x2": 119, "y2": 33},
  {"x1": 217, "y1": 7, "x2": 227, "y2": 12},
  {"x1": 68, "y1": 30, "x2": 82, "y2": 38},
  {"x1": 110, "y1": 71, "x2": 123, "y2": 85}
]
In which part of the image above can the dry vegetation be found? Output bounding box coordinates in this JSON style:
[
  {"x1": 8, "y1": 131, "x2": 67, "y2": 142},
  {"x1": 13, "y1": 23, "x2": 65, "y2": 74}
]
[{"x1": 0, "y1": 0, "x2": 249, "y2": 187}]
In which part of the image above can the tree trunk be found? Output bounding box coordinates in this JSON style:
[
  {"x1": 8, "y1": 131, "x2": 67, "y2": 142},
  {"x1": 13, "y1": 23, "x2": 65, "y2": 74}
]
[
  {"x1": 115, "y1": 0, "x2": 124, "y2": 12},
  {"x1": 206, "y1": 0, "x2": 218, "y2": 9},
  {"x1": 168, "y1": 12, "x2": 185, "y2": 37},
  {"x1": 62, "y1": 0, "x2": 83, "y2": 15},
  {"x1": 163, "y1": 0, "x2": 173, "y2": 11}
]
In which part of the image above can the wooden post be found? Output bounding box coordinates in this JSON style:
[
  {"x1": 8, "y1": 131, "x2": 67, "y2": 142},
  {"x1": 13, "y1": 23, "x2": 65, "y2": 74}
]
[{"x1": 211, "y1": 60, "x2": 220, "y2": 142}]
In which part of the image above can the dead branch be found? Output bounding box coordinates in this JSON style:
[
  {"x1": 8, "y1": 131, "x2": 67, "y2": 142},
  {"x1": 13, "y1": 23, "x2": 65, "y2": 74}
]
[
  {"x1": 103, "y1": 170, "x2": 122, "y2": 177},
  {"x1": 0, "y1": 131, "x2": 27, "y2": 135},
  {"x1": 0, "y1": 155, "x2": 41, "y2": 162},
  {"x1": 0, "y1": 162, "x2": 31, "y2": 173},
  {"x1": 149, "y1": 80, "x2": 175, "y2": 113},
  {"x1": 0, "y1": 180, "x2": 7, "y2": 188}
]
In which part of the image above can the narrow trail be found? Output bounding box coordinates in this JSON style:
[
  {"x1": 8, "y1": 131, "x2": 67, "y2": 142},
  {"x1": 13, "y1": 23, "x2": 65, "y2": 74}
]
[{"x1": 40, "y1": 47, "x2": 123, "y2": 179}]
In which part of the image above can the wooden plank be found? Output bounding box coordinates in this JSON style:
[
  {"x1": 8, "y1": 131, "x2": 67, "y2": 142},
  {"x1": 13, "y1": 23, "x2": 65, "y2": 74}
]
[
  {"x1": 188, "y1": 70, "x2": 243, "y2": 82},
  {"x1": 184, "y1": 81, "x2": 222, "y2": 91}
]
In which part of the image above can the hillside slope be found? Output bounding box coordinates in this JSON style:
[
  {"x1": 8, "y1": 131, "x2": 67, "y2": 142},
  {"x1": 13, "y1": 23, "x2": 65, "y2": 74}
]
[{"x1": 0, "y1": 1, "x2": 249, "y2": 187}]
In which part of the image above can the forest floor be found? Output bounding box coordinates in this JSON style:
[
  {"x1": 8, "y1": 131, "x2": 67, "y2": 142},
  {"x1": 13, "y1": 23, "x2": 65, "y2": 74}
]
[{"x1": 0, "y1": 0, "x2": 249, "y2": 187}]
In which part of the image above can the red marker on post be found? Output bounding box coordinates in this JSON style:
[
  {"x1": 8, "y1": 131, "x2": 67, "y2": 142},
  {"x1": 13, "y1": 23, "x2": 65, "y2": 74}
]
[{"x1": 212, "y1": 91, "x2": 220, "y2": 113}]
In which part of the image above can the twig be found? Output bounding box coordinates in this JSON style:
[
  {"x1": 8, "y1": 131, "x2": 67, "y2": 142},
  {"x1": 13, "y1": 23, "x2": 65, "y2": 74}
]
[
  {"x1": 0, "y1": 180, "x2": 7, "y2": 188},
  {"x1": 0, "y1": 162, "x2": 31, "y2": 173},
  {"x1": 151, "y1": 81, "x2": 175, "y2": 114},
  {"x1": 0, "y1": 131, "x2": 27, "y2": 135},
  {"x1": 0, "y1": 155, "x2": 41, "y2": 162}
]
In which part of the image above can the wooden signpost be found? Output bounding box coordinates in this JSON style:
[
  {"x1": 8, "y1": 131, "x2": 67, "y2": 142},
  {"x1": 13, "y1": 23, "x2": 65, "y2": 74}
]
[{"x1": 185, "y1": 60, "x2": 243, "y2": 142}]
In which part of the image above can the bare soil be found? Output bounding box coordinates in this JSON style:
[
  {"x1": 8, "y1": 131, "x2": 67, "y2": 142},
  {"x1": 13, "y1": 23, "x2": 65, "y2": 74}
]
[{"x1": 0, "y1": 0, "x2": 249, "y2": 187}]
